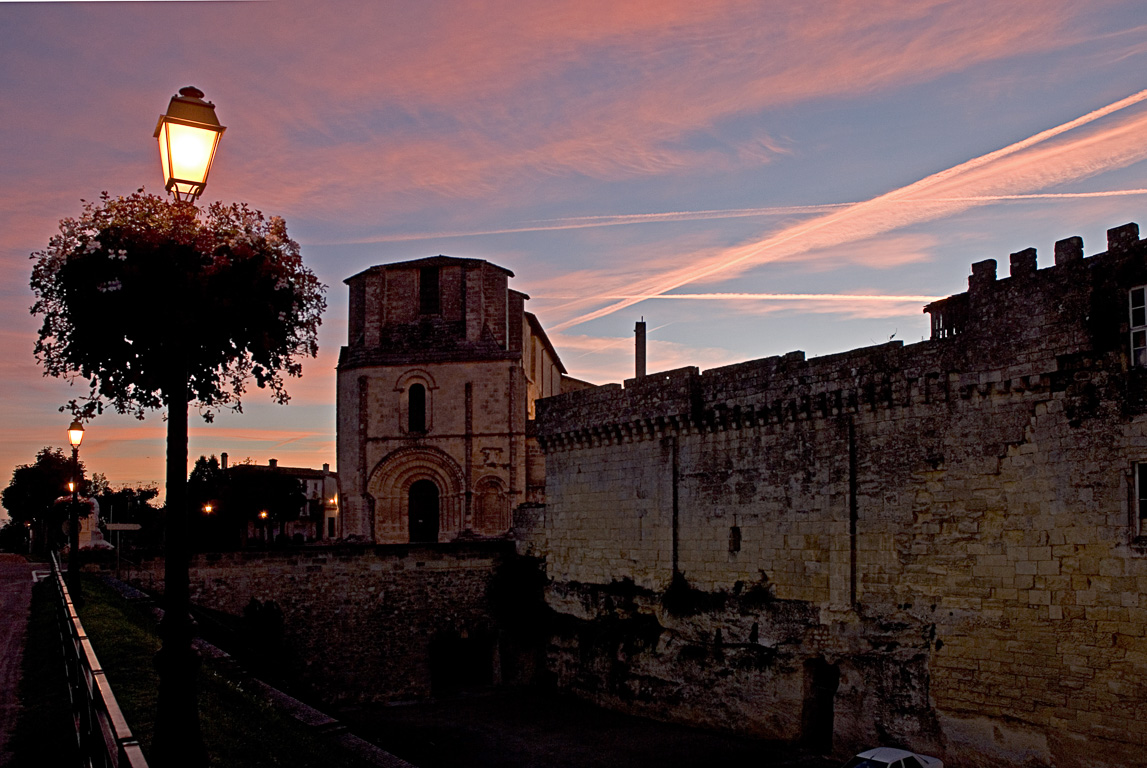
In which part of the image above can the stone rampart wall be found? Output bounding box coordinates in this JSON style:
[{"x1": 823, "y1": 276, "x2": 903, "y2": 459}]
[{"x1": 528, "y1": 224, "x2": 1147, "y2": 768}]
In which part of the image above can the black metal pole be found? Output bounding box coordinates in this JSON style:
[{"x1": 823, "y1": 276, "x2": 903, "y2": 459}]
[
  {"x1": 67, "y1": 444, "x2": 82, "y2": 604},
  {"x1": 152, "y1": 355, "x2": 207, "y2": 767}
]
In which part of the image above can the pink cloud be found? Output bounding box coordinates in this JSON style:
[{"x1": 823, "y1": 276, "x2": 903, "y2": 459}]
[
  {"x1": 1, "y1": 0, "x2": 1116, "y2": 239},
  {"x1": 114, "y1": 0, "x2": 1101, "y2": 219}
]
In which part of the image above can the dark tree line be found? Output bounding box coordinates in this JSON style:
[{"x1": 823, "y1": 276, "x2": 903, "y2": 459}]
[{"x1": 0, "y1": 446, "x2": 160, "y2": 553}]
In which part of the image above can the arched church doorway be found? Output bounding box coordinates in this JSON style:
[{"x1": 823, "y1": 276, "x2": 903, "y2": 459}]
[{"x1": 409, "y1": 479, "x2": 440, "y2": 542}]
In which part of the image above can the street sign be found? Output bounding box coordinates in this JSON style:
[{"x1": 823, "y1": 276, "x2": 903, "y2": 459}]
[{"x1": 105, "y1": 523, "x2": 142, "y2": 531}]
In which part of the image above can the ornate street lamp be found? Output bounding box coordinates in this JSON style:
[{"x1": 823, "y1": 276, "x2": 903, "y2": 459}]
[
  {"x1": 67, "y1": 419, "x2": 84, "y2": 601},
  {"x1": 154, "y1": 86, "x2": 226, "y2": 202},
  {"x1": 152, "y1": 85, "x2": 221, "y2": 768}
]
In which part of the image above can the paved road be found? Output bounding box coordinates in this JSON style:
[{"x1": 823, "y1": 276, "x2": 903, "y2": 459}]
[{"x1": 0, "y1": 554, "x2": 34, "y2": 768}]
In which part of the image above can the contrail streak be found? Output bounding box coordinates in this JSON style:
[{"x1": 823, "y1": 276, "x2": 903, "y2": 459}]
[
  {"x1": 918, "y1": 189, "x2": 1147, "y2": 202},
  {"x1": 538, "y1": 292, "x2": 943, "y2": 302},
  {"x1": 309, "y1": 203, "x2": 852, "y2": 244},
  {"x1": 306, "y1": 189, "x2": 1147, "y2": 246},
  {"x1": 550, "y1": 88, "x2": 1147, "y2": 332}
]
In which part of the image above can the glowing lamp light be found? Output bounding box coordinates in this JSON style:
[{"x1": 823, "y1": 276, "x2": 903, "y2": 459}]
[
  {"x1": 203, "y1": 504, "x2": 213, "y2": 515},
  {"x1": 154, "y1": 86, "x2": 225, "y2": 202},
  {"x1": 68, "y1": 419, "x2": 85, "y2": 448},
  {"x1": 68, "y1": 482, "x2": 76, "y2": 493},
  {"x1": 259, "y1": 510, "x2": 268, "y2": 520}
]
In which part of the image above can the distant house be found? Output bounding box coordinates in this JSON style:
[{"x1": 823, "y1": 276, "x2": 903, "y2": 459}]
[{"x1": 221, "y1": 453, "x2": 340, "y2": 544}]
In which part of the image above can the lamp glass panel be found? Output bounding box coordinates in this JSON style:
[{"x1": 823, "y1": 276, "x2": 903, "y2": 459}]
[
  {"x1": 162, "y1": 121, "x2": 218, "y2": 185},
  {"x1": 68, "y1": 428, "x2": 84, "y2": 447},
  {"x1": 158, "y1": 128, "x2": 172, "y2": 187}
]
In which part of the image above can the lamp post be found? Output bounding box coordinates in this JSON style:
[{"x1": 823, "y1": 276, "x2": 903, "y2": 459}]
[
  {"x1": 67, "y1": 419, "x2": 84, "y2": 602},
  {"x1": 152, "y1": 85, "x2": 223, "y2": 768}
]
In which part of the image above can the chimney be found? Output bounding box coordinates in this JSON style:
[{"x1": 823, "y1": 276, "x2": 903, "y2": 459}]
[
  {"x1": 269, "y1": 458, "x2": 278, "y2": 468},
  {"x1": 322, "y1": 463, "x2": 330, "y2": 473},
  {"x1": 635, "y1": 319, "x2": 647, "y2": 378},
  {"x1": 221, "y1": 452, "x2": 228, "y2": 470}
]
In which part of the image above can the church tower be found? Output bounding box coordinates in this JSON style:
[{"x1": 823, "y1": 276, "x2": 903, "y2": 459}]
[{"x1": 336, "y1": 256, "x2": 575, "y2": 543}]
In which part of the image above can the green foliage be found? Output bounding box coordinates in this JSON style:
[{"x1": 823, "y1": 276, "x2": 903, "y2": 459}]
[
  {"x1": 2, "y1": 447, "x2": 87, "y2": 551},
  {"x1": 97, "y1": 483, "x2": 163, "y2": 550},
  {"x1": 0, "y1": 519, "x2": 30, "y2": 552},
  {"x1": 661, "y1": 572, "x2": 728, "y2": 617},
  {"x1": 188, "y1": 454, "x2": 227, "y2": 505},
  {"x1": 30, "y1": 190, "x2": 326, "y2": 421}
]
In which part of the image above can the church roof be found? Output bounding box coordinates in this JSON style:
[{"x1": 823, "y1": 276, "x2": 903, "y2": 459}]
[{"x1": 345, "y1": 256, "x2": 515, "y2": 284}]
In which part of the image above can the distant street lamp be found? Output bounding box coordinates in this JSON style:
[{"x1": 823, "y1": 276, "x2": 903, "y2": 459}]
[
  {"x1": 67, "y1": 419, "x2": 84, "y2": 601},
  {"x1": 152, "y1": 85, "x2": 223, "y2": 768}
]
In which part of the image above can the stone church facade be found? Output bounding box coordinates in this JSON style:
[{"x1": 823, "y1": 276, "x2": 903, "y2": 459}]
[
  {"x1": 336, "y1": 256, "x2": 586, "y2": 544},
  {"x1": 525, "y1": 224, "x2": 1147, "y2": 768}
]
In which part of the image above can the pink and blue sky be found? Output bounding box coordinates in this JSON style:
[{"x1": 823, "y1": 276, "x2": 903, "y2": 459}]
[{"x1": 3, "y1": 0, "x2": 1147, "y2": 511}]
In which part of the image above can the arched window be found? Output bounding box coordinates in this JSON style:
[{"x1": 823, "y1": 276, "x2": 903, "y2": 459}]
[
  {"x1": 408, "y1": 383, "x2": 426, "y2": 433},
  {"x1": 409, "y1": 479, "x2": 439, "y2": 543}
]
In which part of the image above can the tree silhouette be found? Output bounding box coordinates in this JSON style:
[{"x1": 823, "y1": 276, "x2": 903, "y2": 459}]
[{"x1": 2, "y1": 447, "x2": 87, "y2": 553}]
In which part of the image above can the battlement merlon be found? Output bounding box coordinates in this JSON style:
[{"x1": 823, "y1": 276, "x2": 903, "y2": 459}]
[
  {"x1": 925, "y1": 222, "x2": 1141, "y2": 340},
  {"x1": 537, "y1": 222, "x2": 1147, "y2": 446}
]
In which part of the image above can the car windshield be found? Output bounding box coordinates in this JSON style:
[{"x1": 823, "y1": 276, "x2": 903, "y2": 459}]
[{"x1": 841, "y1": 759, "x2": 889, "y2": 768}]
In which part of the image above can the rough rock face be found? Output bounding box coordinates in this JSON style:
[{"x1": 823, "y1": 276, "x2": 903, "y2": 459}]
[
  {"x1": 540, "y1": 577, "x2": 941, "y2": 755},
  {"x1": 528, "y1": 224, "x2": 1147, "y2": 768}
]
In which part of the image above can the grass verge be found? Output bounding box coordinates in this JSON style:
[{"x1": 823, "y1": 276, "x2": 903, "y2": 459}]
[{"x1": 77, "y1": 575, "x2": 380, "y2": 768}]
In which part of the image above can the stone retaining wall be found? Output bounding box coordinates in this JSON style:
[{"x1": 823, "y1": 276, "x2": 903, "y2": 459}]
[{"x1": 119, "y1": 542, "x2": 512, "y2": 702}]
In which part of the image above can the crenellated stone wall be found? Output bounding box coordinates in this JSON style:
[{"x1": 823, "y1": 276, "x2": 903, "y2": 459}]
[{"x1": 527, "y1": 223, "x2": 1147, "y2": 768}]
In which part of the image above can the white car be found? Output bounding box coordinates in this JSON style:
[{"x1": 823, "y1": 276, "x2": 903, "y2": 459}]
[{"x1": 840, "y1": 746, "x2": 944, "y2": 768}]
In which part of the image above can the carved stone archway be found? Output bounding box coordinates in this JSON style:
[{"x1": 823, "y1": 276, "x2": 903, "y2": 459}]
[
  {"x1": 473, "y1": 475, "x2": 510, "y2": 535},
  {"x1": 366, "y1": 446, "x2": 464, "y2": 543}
]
